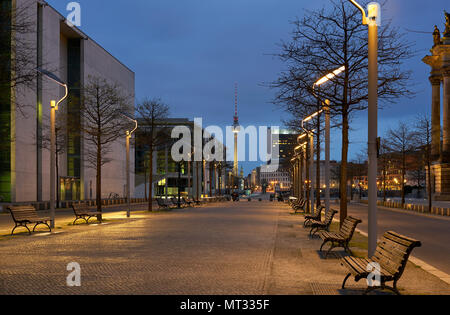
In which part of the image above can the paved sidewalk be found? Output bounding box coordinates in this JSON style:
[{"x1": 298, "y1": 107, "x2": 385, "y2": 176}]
[
  {"x1": 345, "y1": 202, "x2": 450, "y2": 274},
  {"x1": 0, "y1": 203, "x2": 155, "y2": 236},
  {"x1": 0, "y1": 201, "x2": 276, "y2": 294},
  {"x1": 267, "y1": 203, "x2": 450, "y2": 295},
  {"x1": 0, "y1": 201, "x2": 448, "y2": 295}
]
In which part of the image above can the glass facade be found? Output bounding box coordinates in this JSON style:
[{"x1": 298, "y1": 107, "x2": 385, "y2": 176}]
[
  {"x1": 0, "y1": 0, "x2": 12, "y2": 202},
  {"x1": 67, "y1": 39, "x2": 81, "y2": 178}
]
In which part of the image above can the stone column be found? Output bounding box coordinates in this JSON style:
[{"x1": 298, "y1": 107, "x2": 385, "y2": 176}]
[
  {"x1": 430, "y1": 75, "x2": 442, "y2": 160},
  {"x1": 443, "y1": 69, "x2": 450, "y2": 162}
]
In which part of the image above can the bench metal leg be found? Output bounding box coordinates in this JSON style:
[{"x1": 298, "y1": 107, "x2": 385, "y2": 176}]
[
  {"x1": 73, "y1": 217, "x2": 87, "y2": 225},
  {"x1": 11, "y1": 224, "x2": 31, "y2": 236},
  {"x1": 324, "y1": 243, "x2": 338, "y2": 259},
  {"x1": 344, "y1": 244, "x2": 354, "y2": 256},
  {"x1": 342, "y1": 273, "x2": 352, "y2": 289},
  {"x1": 320, "y1": 240, "x2": 330, "y2": 252},
  {"x1": 33, "y1": 222, "x2": 51, "y2": 233},
  {"x1": 87, "y1": 216, "x2": 102, "y2": 224},
  {"x1": 364, "y1": 281, "x2": 401, "y2": 295},
  {"x1": 310, "y1": 227, "x2": 321, "y2": 238}
]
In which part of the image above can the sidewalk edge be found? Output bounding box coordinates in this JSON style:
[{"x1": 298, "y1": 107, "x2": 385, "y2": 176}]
[{"x1": 355, "y1": 228, "x2": 450, "y2": 286}]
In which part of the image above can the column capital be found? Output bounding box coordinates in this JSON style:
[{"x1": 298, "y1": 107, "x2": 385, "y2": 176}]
[
  {"x1": 430, "y1": 75, "x2": 442, "y2": 85},
  {"x1": 443, "y1": 67, "x2": 450, "y2": 78}
]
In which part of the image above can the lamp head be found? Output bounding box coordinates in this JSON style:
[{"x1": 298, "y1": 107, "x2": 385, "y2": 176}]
[{"x1": 367, "y1": 2, "x2": 381, "y2": 26}]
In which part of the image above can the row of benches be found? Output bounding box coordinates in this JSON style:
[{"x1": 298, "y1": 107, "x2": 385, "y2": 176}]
[
  {"x1": 289, "y1": 198, "x2": 422, "y2": 295},
  {"x1": 7, "y1": 204, "x2": 103, "y2": 236},
  {"x1": 157, "y1": 196, "x2": 230, "y2": 210},
  {"x1": 156, "y1": 197, "x2": 202, "y2": 210}
]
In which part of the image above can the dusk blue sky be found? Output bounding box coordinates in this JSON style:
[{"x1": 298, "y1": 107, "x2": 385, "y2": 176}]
[{"x1": 47, "y1": 0, "x2": 448, "y2": 175}]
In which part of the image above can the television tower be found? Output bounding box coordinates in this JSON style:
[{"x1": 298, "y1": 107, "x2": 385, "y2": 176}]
[{"x1": 233, "y1": 83, "x2": 240, "y2": 177}]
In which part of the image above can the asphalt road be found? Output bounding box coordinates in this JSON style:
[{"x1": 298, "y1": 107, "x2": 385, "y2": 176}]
[{"x1": 347, "y1": 203, "x2": 450, "y2": 274}]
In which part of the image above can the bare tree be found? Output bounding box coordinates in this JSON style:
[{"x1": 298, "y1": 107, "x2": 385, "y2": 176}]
[
  {"x1": 350, "y1": 150, "x2": 367, "y2": 200},
  {"x1": 270, "y1": 0, "x2": 413, "y2": 223},
  {"x1": 135, "y1": 98, "x2": 170, "y2": 212},
  {"x1": 414, "y1": 114, "x2": 433, "y2": 212},
  {"x1": 0, "y1": 0, "x2": 37, "y2": 93},
  {"x1": 385, "y1": 122, "x2": 416, "y2": 207},
  {"x1": 80, "y1": 76, "x2": 130, "y2": 217}
]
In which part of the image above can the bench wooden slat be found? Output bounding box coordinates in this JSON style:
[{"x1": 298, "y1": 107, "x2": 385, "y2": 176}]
[
  {"x1": 341, "y1": 230, "x2": 421, "y2": 295},
  {"x1": 8, "y1": 206, "x2": 52, "y2": 235}
]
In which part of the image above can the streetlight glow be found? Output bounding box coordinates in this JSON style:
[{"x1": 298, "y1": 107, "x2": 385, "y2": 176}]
[
  {"x1": 367, "y1": 2, "x2": 381, "y2": 26},
  {"x1": 314, "y1": 66, "x2": 346, "y2": 87}
]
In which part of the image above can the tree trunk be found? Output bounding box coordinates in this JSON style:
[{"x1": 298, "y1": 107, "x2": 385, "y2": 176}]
[
  {"x1": 401, "y1": 153, "x2": 406, "y2": 206},
  {"x1": 427, "y1": 160, "x2": 432, "y2": 213},
  {"x1": 96, "y1": 142, "x2": 102, "y2": 220},
  {"x1": 148, "y1": 145, "x2": 155, "y2": 212},
  {"x1": 340, "y1": 112, "x2": 349, "y2": 225},
  {"x1": 144, "y1": 161, "x2": 147, "y2": 201},
  {"x1": 148, "y1": 148, "x2": 153, "y2": 212},
  {"x1": 316, "y1": 113, "x2": 321, "y2": 207},
  {"x1": 383, "y1": 165, "x2": 387, "y2": 202},
  {"x1": 56, "y1": 150, "x2": 59, "y2": 209}
]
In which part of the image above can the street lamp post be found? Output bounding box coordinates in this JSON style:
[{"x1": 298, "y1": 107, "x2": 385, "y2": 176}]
[
  {"x1": 302, "y1": 66, "x2": 346, "y2": 213},
  {"x1": 121, "y1": 113, "x2": 138, "y2": 218},
  {"x1": 324, "y1": 100, "x2": 331, "y2": 216},
  {"x1": 312, "y1": 66, "x2": 345, "y2": 215},
  {"x1": 348, "y1": 0, "x2": 380, "y2": 256},
  {"x1": 36, "y1": 68, "x2": 68, "y2": 229}
]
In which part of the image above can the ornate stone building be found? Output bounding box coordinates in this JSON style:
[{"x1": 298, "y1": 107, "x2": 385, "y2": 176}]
[{"x1": 423, "y1": 12, "x2": 450, "y2": 200}]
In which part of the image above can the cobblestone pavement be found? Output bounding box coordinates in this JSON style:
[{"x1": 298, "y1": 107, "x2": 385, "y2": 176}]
[
  {"x1": 0, "y1": 201, "x2": 449, "y2": 295},
  {"x1": 0, "y1": 202, "x2": 277, "y2": 295},
  {"x1": 346, "y1": 202, "x2": 450, "y2": 274},
  {"x1": 266, "y1": 204, "x2": 450, "y2": 295}
]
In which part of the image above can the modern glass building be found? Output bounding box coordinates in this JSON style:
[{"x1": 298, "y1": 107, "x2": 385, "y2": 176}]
[{"x1": 0, "y1": 0, "x2": 135, "y2": 204}]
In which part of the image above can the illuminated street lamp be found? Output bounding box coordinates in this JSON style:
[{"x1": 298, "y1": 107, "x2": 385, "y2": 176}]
[
  {"x1": 348, "y1": 0, "x2": 381, "y2": 256},
  {"x1": 312, "y1": 66, "x2": 346, "y2": 216},
  {"x1": 36, "y1": 68, "x2": 68, "y2": 229},
  {"x1": 121, "y1": 113, "x2": 138, "y2": 218}
]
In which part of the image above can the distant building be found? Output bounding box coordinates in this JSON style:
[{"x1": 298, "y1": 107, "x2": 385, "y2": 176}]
[
  {"x1": 271, "y1": 129, "x2": 299, "y2": 166},
  {"x1": 260, "y1": 168, "x2": 291, "y2": 192},
  {"x1": 135, "y1": 118, "x2": 229, "y2": 198}
]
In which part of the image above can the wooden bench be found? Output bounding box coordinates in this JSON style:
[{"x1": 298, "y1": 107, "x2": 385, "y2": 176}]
[
  {"x1": 72, "y1": 204, "x2": 102, "y2": 225},
  {"x1": 309, "y1": 209, "x2": 338, "y2": 237},
  {"x1": 193, "y1": 198, "x2": 204, "y2": 206},
  {"x1": 319, "y1": 216, "x2": 362, "y2": 257},
  {"x1": 341, "y1": 231, "x2": 422, "y2": 295},
  {"x1": 182, "y1": 197, "x2": 194, "y2": 207},
  {"x1": 157, "y1": 198, "x2": 170, "y2": 210},
  {"x1": 291, "y1": 199, "x2": 306, "y2": 214},
  {"x1": 304, "y1": 205, "x2": 324, "y2": 227},
  {"x1": 8, "y1": 206, "x2": 51, "y2": 235},
  {"x1": 170, "y1": 197, "x2": 188, "y2": 208}
]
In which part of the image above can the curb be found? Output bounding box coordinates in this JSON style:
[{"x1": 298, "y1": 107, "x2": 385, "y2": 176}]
[{"x1": 354, "y1": 228, "x2": 450, "y2": 286}]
